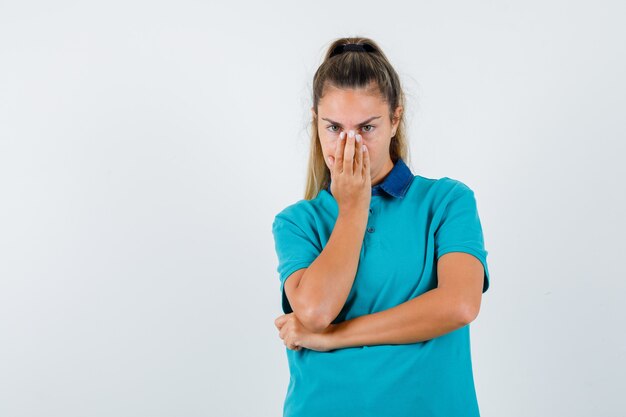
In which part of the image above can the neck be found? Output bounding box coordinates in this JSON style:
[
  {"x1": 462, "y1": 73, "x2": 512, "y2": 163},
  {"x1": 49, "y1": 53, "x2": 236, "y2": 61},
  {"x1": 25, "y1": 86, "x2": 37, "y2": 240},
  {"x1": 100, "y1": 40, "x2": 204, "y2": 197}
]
[{"x1": 371, "y1": 158, "x2": 395, "y2": 187}]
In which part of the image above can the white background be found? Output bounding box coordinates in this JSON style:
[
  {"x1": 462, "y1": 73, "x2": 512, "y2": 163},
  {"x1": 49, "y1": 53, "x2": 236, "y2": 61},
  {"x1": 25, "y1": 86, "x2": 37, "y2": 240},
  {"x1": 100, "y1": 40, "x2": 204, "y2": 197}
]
[{"x1": 1, "y1": 1, "x2": 625, "y2": 416}]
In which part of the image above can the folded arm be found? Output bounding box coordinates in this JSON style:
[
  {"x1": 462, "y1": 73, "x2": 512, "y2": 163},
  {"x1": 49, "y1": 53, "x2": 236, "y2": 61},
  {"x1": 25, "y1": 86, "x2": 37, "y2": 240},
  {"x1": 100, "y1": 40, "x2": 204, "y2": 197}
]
[
  {"x1": 326, "y1": 252, "x2": 485, "y2": 349},
  {"x1": 284, "y1": 209, "x2": 368, "y2": 333}
]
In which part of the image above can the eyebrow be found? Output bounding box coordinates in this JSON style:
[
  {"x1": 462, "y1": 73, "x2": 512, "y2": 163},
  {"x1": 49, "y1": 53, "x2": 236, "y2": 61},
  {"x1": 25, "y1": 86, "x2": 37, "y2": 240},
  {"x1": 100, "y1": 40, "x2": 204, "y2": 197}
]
[{"x1": 321, "y1": 116, "x2": 382, "y2": 127}]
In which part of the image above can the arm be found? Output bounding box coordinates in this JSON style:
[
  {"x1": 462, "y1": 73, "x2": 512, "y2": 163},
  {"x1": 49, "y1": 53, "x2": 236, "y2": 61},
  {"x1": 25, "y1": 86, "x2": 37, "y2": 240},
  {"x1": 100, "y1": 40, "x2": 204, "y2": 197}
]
[
  {"x1": 325, "y1": 252, "x2": 485, "y2": 348},
  {"x1": 289, "y1": 208, "x2": 368, "y2": 333}
]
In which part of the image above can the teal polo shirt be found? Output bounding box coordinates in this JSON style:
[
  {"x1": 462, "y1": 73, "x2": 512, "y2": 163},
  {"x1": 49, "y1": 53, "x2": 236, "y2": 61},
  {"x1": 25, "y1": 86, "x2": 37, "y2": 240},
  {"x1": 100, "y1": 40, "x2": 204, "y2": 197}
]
[{"x1": 272, "y1": 157, "x2": 490, "y2": 417}]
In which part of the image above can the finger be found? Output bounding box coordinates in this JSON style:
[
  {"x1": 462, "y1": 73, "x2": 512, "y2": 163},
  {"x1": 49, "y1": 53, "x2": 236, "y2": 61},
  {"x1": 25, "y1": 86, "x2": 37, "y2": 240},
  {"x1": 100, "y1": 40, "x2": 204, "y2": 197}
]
[
  {"x1": 333, "y1": 131, "x2": 346, "y2": 174},
  {"x1": 282, "y1": 333, "x2": 294, "y2": 348},
  {"x1": 355, "y1": 133, "x2": 363, "y2": 174},
  {"x1": 344, "y1": 130, "x2": 355, "y2": 175},
  {"x1": 275, "y1": 315, "x2": 287, "y2": 329},
  {"x1": 362, "y1": 143, "x2": 370, "y2": 178}
]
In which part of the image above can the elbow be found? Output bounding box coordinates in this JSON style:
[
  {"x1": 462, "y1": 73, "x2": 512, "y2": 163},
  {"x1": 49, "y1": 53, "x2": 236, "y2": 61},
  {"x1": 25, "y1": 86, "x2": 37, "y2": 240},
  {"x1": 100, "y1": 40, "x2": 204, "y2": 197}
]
[
  {"x1": 457, "y1": 302, "x2": 480, "y2": 325},
  {"x1": 290, "y1": 286, "x2": 333, "y2": 333},
  {"x1": 299, "y1": 307, "x2": 333, "y2": 333}
]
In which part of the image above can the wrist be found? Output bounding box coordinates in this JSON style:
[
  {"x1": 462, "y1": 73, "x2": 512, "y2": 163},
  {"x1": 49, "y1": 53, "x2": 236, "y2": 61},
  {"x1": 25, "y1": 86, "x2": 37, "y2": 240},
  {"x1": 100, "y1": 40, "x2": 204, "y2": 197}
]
[
  {"x1": 336, "y1": 208, "x2": 368, "y2": 228},
  {"x1": 324, "y1": 321, "x2": 346, "y2": 351}
]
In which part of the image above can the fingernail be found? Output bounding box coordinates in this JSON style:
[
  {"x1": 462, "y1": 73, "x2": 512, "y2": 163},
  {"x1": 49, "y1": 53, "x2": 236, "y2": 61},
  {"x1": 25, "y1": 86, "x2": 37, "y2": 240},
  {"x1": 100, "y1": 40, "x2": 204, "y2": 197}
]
[
  {"x1": 339, "y1": 131, "x2": 346, "y2": 140},
  {"x1": 355, "y1": 134, "x2": 361, "y2": 142},
  {"x1": 348, "y1": 130, "x2": 355, "y2": 138}
]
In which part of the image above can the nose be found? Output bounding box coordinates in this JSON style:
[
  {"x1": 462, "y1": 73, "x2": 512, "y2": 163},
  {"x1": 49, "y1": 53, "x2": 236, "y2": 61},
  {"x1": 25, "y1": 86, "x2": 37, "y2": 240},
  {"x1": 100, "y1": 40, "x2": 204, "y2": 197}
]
[{"x1": 340, "y1": 129, "x2": 359, "y2": 138}]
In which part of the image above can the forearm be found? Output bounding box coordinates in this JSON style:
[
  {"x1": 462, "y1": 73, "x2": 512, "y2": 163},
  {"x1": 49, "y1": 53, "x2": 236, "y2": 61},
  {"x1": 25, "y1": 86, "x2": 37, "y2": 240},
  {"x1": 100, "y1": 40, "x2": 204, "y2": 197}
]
[
  {"x1": 326, "y1": 287, "x2": 469, "y2": 349},
  {"x1": 297, "y1": 209, "x2": 367, "y2": 326}
]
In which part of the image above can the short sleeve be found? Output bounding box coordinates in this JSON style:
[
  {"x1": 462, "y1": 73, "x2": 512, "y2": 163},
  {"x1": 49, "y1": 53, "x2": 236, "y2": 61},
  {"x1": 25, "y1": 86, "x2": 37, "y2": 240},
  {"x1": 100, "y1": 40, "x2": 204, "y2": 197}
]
[
  {"x1": 272, "y1": 213, "x2": 322, "y2": 313},
  {"x1": 434, "y1": 184, "x2": 490, "y2": 293}
]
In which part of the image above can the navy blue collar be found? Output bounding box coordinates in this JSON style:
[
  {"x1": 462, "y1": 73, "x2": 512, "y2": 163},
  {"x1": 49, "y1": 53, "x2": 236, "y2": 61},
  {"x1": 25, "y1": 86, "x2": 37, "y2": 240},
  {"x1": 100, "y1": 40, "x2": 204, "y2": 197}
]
[{"x1": 325, "y1": 157, "x2": 414, "y2": 198}]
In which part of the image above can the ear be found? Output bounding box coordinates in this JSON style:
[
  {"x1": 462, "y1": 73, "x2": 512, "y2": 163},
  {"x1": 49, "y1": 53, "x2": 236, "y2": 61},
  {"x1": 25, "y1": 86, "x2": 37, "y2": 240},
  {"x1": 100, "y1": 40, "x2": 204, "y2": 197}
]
[
  {"x1": 311, "y1": 107, "x2": 317, "y2": 120},
  {"x1": 391, "y1": 105, "x2": 402, "y2": 135},
  {"x1": 393, "y1": 105, "x2": 403, "y2": 123}
]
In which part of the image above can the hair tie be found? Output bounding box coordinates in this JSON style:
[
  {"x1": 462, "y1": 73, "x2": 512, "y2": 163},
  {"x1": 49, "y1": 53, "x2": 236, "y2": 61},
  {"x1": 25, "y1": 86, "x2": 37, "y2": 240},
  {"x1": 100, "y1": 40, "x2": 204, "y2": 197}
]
[{"x1": 329, "y1": 43, "x2": 375, "y2": 58}]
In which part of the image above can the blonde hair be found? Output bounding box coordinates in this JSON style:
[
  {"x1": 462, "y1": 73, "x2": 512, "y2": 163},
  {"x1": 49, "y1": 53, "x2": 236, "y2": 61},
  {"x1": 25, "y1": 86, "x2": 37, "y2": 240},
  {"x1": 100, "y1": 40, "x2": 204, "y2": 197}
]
[{"x1": 304, "y1": 37, "x2": 410, "y2": 200}]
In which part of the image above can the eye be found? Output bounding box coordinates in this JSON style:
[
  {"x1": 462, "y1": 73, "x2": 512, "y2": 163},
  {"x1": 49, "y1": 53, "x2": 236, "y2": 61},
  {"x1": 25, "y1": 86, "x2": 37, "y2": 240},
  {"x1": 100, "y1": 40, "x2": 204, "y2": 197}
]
[{"x1": 325, "y1": 124, "x2": 375, "y2": 134}]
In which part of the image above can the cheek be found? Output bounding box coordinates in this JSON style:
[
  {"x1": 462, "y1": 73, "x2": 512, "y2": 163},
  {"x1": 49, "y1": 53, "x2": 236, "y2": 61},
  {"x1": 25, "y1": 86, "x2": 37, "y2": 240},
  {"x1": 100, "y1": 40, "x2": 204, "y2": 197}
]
[
  {"x1": 361, "y1": 136, "x2": 379, "y2": 152},
  {"x1": 320, "y1": 136, "x2": 338, "y2": 154}
]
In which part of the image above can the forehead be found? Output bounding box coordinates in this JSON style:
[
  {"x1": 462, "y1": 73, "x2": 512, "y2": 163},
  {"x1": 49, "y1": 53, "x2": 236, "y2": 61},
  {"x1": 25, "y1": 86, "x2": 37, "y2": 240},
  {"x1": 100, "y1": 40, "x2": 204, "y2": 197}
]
[{"x1": 318, "y1": 85, "x2": 387, "y2": 117}]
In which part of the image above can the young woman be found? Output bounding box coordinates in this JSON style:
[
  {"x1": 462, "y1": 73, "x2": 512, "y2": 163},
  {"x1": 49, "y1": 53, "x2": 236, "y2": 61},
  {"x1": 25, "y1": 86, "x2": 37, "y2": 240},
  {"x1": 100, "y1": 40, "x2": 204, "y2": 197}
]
[{"x1": 272, "y1": 37, "x2": 491, "y2": 417}]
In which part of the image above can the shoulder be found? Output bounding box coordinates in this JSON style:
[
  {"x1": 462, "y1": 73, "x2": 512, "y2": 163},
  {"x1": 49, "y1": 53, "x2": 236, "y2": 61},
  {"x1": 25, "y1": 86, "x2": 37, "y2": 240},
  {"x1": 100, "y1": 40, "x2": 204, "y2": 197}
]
[
  {"x1": 274, "y1": 199, "x2": 309, "y2": 222},
  {"x1": 435, "y1": 176, "x2": 475, "y2": 197},
  {"x1": 418, "y1": 173, "x2": 471, "y2": 189},
  {"x1": 412, "y1": 174, "x2": 474, "y2": 195},
  {"x1": 415, "y1": 175, "x2": 472, "y2": 194},
  {"x1": 272, "y1": 195, "x2": 325, "y2": 230},
  {"x1": 409, "y1": 175, "x2": 478, "y2": 211}
]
